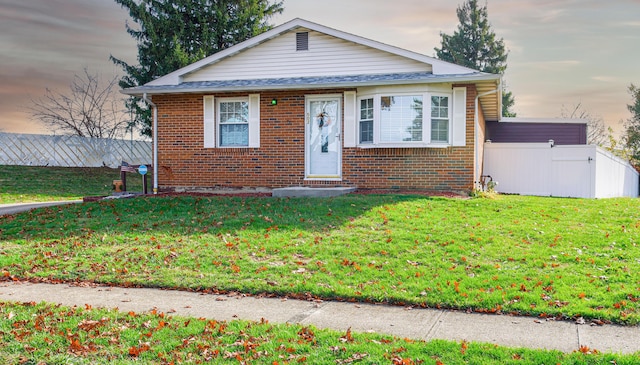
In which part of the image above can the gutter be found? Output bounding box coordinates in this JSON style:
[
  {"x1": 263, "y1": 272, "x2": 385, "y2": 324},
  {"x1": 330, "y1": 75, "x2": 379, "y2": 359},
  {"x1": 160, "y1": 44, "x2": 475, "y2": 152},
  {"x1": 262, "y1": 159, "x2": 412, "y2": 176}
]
[
  {"x1": 121, "y1": 74, "x2": 502, "y2": 97},
  {"x1": 474, "y1": 88, "x2": 499, "y2": 190},
  {"x1": 142, "y1": 93, "x2": 158, "y2": 194}
]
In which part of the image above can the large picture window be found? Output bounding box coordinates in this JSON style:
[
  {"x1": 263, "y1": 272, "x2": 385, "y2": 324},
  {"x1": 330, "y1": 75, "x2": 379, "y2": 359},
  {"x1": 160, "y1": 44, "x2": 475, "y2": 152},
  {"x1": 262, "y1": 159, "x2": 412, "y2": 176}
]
[
  {"x1": 218, "y1": 98, "x2": 249, "y2": 147},
  {"x1": 380, "y1": 95, "x2": 423, "y2": 143},
  {"x1": 351, "y1": 88, "x2": 465, "y2": 148},
  {"x1": 356, "y1": 92, "x2": 458, "y2": 147}
]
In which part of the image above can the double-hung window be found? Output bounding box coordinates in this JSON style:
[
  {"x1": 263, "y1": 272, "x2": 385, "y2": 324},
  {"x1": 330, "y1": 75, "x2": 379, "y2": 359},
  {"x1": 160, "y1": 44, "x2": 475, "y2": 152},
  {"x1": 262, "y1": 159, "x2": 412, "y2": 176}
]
[
  {"x1": 359, "y1": 98, "x2": 374, "y2": 144},
  {"x1": 203, "y1": 94, "x2": 260, "y2": 149},
  {"x1": 218, "y1": 98, "x2": 249, "y2": 147},
  {"x1": 430, "y1": 95, "x2": 450, "y2": 144}
]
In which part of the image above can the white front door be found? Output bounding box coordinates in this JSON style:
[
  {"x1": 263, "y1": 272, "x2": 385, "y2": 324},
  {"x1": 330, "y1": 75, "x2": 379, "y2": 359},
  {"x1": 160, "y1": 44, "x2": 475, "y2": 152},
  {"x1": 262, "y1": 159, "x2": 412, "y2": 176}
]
[{"x1": 306, "y1": 96, "x2": 341, "y2": 179}]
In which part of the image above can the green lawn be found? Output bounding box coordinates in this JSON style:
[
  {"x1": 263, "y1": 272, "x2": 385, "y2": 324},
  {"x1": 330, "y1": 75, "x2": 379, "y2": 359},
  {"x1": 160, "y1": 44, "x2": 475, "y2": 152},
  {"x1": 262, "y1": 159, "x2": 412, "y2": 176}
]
[
  {"x1": 2, "y1": 193, "x2": 639, "y2": 325},
  {"x1": 0, "y1": 165, "x2": 143, "y2": 204},
  {"x1": 0, "y1": 301, "x2": 635, "y2": 365},
  {"x1": 2, "y1": 165, "x2": 640, "y2": 362}
]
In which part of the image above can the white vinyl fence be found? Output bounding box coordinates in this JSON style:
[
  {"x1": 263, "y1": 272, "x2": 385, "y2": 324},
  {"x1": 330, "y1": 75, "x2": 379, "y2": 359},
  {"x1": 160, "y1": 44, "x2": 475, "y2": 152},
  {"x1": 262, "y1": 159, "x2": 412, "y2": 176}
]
[
  {"x1": 0, "y1": 132, "x2": 151, "y2": 168},
  {"x1": 483, "y1": 142, "x2": 639, "y2": 198}
]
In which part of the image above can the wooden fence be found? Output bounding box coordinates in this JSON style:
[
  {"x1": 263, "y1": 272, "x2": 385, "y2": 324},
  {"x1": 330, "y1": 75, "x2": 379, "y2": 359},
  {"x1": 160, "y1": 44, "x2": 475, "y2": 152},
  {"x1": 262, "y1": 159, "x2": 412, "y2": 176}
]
[{"x1": 0, "y1": 132, "x2": 151, "y2": 168}]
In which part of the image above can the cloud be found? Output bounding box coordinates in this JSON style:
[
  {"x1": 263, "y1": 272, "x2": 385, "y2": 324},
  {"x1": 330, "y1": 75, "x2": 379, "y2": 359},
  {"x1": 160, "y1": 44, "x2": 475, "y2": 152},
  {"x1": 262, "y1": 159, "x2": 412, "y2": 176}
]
[
  {"x1": 614, "y1": 21, "x2": 640, "y2": 28},
  {"x1": 1, "y1": 0, "x2": 639, "y2": 136},
  {"x1": 536, "y1": 8, "x2": 567, "y2": 23},
  {"x1": 0, "y1": 111, "x2": 48, "y2": 135},
  {"x1": 273, "y1": 0, "x2": 458, "y2": 53},
  {"x1": 0, "y1": 0, "x2": 135, "y2": 67},
  {"x1": 520, "y1": 60, "x2": 581, "y2": 71},
  {"x1": 591, "y1": 76, "x2": 619, "y2": 83},
  {"x1": 0, "y1": 67, "x2": 71, "y2": 134},
  {"x1": 0, "y1": 0, "x2": 136, "y2": 134}
]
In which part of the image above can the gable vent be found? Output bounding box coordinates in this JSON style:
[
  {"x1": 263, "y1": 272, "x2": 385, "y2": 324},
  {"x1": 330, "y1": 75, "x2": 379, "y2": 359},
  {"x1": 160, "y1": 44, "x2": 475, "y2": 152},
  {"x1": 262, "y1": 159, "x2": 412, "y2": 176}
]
[{"x1": 296, "y1": 32, "x2": 309, "y2": 51}]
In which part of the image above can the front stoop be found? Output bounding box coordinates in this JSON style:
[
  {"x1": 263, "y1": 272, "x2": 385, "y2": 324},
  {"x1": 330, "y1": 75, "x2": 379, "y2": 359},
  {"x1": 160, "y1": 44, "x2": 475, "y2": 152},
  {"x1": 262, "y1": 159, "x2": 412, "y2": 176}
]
[{"x1": 272, "y1": 187, "x2": 357, "y2": 198}]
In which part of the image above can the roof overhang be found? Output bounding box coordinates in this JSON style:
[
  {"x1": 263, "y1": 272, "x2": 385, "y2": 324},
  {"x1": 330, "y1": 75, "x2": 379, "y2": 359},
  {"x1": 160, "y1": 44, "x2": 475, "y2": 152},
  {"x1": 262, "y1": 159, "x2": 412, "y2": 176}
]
[
  {"x1": 122, "y1": 71, "x2": 500, "y2": 96},
  {"x1": 124, "y1": 71, "x2": 503, "y2": 121},
  {"x1": 476, "y1": 80, "x2": 503, "y2": 122}
]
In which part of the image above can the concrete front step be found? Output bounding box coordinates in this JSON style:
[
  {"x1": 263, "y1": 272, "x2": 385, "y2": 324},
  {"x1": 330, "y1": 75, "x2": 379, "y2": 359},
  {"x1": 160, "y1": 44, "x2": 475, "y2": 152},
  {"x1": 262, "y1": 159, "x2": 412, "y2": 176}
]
[{"x1": 272, "y1": 186, "x2": 356, "y2": 198}]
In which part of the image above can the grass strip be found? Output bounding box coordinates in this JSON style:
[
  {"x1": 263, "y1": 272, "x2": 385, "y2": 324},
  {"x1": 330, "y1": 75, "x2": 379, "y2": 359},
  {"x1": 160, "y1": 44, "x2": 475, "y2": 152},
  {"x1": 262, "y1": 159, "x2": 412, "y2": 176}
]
[
  {"x1": 0, "y1": 165, "x2": 143, "y2": 204},
  {"x1": 1, "y1": 301, "x2": 636, "y2": 364}
]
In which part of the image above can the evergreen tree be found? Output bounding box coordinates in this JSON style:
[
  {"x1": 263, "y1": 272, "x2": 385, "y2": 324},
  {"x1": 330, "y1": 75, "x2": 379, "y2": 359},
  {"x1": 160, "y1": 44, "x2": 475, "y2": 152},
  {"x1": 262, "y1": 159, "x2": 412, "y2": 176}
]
[
  {"x1": 111, "y1": 0, "x2": 284, "y2": 136},
  {"x1": 435, "y1": 0, "x2": 516, "y2": 117}
]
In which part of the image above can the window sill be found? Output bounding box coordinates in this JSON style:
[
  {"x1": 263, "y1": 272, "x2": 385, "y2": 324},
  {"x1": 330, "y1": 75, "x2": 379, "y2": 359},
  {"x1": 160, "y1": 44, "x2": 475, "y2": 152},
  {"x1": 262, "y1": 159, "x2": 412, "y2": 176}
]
[
  {"x1": 426, "y1": 143, "x2": 451, "y2": 149},
  {"x1": 355, "y1": 143, "x2": 451, "y2": 149},
  {"x1": 304, "y1": 176, "x2": 342, "y2": 181}
]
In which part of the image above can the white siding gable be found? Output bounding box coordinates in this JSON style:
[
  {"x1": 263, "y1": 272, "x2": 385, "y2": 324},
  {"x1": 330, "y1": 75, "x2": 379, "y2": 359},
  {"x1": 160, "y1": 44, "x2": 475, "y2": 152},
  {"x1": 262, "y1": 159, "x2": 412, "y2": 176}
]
[{"x1": 183, "y1": 29, "x2": 431, "y2": 82}]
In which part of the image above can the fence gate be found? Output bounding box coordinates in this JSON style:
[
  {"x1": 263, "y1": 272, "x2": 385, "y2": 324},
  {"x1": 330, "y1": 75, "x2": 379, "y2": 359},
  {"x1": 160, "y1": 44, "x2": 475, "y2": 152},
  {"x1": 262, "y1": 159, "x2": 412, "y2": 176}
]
[{"x1": 550, "y1": 148, "x2": 592, "y2": 198}]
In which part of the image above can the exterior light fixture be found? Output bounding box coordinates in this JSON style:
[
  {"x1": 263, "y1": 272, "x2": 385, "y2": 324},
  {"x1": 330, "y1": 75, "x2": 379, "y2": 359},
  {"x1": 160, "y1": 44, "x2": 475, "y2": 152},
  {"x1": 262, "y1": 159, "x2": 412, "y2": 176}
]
[{"x1": 271, "y1": 98, "x2": 277, "y2": 105}]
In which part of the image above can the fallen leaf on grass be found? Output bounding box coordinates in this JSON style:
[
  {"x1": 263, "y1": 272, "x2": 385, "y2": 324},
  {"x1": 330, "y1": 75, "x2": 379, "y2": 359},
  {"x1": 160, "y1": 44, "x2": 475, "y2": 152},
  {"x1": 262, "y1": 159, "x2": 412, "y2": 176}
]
[
  {"x1": 336, "y1": 352, "x2": 369, "y2": 364},
  {"x1": 68, "y1": 338, "x2": 98, "y2": 355},
  {"x1": 576, "y1": 345, "x2": 599, "y2": 354},
  {"x1": 128, "y1": 343, "x2": 151, "y2": 357},
  {"x1": 339, "y1": 327, "x2": 354, "y2": 343},
  {"x1": 460, "y1": 340, "x2": 468, "y2": 354},
  {"x1": 77, "y1": 319, "x2": 104, "y2": 331}
]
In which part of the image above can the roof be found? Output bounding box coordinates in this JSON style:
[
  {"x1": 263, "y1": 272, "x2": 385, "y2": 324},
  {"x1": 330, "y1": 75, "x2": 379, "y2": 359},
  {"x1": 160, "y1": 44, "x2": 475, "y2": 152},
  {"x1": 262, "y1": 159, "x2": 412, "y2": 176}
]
[
  {"x1": 122, "y1": 18, "x2": 502, "y2": 120},
  {"x1": 123, "y1": 71, "x2": 500, "y2": 94}
]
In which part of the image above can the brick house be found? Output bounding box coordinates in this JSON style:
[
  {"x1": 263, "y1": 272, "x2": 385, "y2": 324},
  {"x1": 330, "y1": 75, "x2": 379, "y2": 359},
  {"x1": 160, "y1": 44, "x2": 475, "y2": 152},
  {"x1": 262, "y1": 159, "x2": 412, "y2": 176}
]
[{"x1": 123, "y1": 18, "x2": 502, "y2": 193}]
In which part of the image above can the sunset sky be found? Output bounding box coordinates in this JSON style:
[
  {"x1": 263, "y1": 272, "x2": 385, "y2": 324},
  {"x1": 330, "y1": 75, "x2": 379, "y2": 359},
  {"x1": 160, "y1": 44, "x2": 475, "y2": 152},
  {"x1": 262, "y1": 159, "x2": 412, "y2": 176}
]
[{"x1": 1, "y1": 0, "x2": 638, "y2": 136}]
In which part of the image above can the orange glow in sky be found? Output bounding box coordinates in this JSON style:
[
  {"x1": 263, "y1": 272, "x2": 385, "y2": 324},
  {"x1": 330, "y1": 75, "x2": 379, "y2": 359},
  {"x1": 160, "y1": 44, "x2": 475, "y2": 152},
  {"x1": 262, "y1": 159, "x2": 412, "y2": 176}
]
[{"x1": 1, "y1": 0, "x2": 638, "y2": 135}]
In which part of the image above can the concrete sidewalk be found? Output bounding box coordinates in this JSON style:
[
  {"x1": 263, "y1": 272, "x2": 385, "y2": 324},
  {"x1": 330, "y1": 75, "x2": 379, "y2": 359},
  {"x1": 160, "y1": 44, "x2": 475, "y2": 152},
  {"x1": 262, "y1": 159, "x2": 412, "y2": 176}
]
[
  {"x1": 0, "y1": 200, "x2": 82, "y2": 215},
  {"x1": 1, "y1": 281, "x2": 638, "y2": 354}
]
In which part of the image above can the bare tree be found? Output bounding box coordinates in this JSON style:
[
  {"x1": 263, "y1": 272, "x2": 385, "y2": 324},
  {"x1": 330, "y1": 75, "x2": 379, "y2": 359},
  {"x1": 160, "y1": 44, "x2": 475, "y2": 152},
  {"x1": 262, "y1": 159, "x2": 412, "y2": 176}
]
[
  {"x1": 30, "y1": 69, "x2": 130, "y2": 139},
  {"x1": 560, "y1": 103, "x2": 607, "y2": 146}
]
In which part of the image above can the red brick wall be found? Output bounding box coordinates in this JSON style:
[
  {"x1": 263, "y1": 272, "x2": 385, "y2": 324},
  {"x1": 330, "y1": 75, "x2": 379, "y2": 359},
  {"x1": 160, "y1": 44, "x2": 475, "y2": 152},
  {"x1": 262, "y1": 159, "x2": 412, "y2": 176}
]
[{"x1": 153, "y1": 85, "x2": 478, "y2": 191}]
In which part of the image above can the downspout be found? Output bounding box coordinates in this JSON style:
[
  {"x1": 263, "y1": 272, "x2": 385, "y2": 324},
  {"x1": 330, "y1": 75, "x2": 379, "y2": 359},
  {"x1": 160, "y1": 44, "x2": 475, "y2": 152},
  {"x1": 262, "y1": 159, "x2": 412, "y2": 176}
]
[
  {"x1": 142, "y1": 93, "x2": 158, "y2": 194},
  {"x1": 474, "y1": 88, "x2": 499, "y2": 190}
]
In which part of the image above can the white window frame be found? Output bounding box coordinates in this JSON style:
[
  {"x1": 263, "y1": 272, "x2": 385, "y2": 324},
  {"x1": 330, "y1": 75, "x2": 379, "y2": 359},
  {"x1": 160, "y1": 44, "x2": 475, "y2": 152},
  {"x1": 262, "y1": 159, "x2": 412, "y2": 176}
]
[
  {"x1": 203, "y1": 94, "x2": 260, "y2": 149},
  {"x1": 378, "y1": 93, "x2": 425, "y2": 144},
  {"x1": 359, "y1": 97, "x2": 374, "y2": 144},
  {"x1": 355, "y1": 90, "x2": 459, "y2": 148},
  {"x1": 217, "y1": 97, "x2": 249, "y2": 147},
  {"x1": 429, "y1": 93, "x2": 452, "y2": 145}
]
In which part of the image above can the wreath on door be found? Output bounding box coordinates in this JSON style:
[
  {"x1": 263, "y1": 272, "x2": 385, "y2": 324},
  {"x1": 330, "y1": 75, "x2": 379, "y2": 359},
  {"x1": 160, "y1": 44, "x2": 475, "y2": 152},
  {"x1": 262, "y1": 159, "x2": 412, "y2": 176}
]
[
  {"x1": 316, "y1": 111, "x2": 331, "y2": 153},
  {"x1": 317, "y1": 111, "x2": 330, "y2": 129}
]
